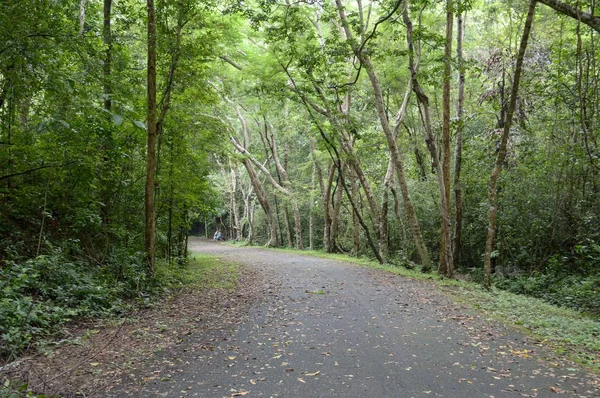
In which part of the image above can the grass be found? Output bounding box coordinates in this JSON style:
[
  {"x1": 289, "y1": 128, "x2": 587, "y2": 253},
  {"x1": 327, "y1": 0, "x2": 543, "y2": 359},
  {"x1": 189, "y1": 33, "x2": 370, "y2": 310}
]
[
  {"x1": 231, "y1": 242, "x2": 600, "y2": 371},
  {"x1": 179, "y1": 254, "x2": 240, "y2": 291}
]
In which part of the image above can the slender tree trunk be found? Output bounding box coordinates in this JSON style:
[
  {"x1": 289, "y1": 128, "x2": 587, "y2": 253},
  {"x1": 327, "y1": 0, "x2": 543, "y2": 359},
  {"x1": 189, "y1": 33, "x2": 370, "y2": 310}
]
[
  {"x1": 230, "y1": 162, "x2": 243, "y2": 241},
  {"x1": 403, "y1": 4, "x2": 452, "y2": 273},
  {"x1": 291, "y1": 201, "x2": 303, "y2": 249},
  {"x1": 167, "y1": 182, "x2": 173, "y2": 261},
  {"x1": 283, "y1": 205, "x2": 293, "y2": 247},
  {"x1": 323, "y1": 164, "x2": 335, "y2": 252},
  {"x1": 346, "y1": 153, "x2": 383, "y2": 259},
  {"x1": 99, "y1": 0, "x2": 113, "y2": 240},
  {"x1": 484, "y1": 0, "x2": 537, "y2": 288},
  {"x1": 452, "y1": 10, "x2": 466, "y2": 273},
  {"x1": 352, "y1": 172, "x2": 360, "y2": 256},
  {"x1": 79, "y1": 0, "x2": 87, "y2": 37},
  {"x1": 241, "y1": 184, "x2": 254, "y2": 243},
  {"x1": 269, "y1": 128, "x2": 303, "y2": 249},
  {"x1": 330, "y1": 173, "x2": 344, "y2": 251},
  {"x1": 380, "y1": 156, "x2": 394, "y2": 260},
  {"x1": 309, "y1": 166, "x2": 315, "y2": 250},
  {"x1": 244, "y1": 159, "x2": 278, "y2": 246},
  {"x1": 103, "y1": 0, "x2": 112, "y2": 112},
  {"x1": 145, "y1": 0, "x2": 158, "y2": 275},
  {"x1": 336, "y1": 0, "x2": 431, "y2": 270},
  {"x1": 247, "y1": 198, "x2": 255, "y2": 244},
  {"x1": 439, "y1": 0, "x2": 454, "y2": 277}
]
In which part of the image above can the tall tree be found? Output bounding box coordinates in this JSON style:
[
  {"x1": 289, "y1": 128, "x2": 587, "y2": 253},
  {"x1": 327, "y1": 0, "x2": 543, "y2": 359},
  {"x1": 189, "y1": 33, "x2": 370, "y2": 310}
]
[
  {"x1": 439, "y1": 0, "x2": 455, "y2": 277},
  {"x1": 335, "y1": 0, "x2": 432, "y2": 270},
  {"x1": 483, "y1": 0, "x2": 537, "y2": 288},
  {"x1": 145, "y1": 0, "x2": 158, "y2": 275},
  {"x1": 452, "y1": 5, "x2": 466, "y2": 273}
]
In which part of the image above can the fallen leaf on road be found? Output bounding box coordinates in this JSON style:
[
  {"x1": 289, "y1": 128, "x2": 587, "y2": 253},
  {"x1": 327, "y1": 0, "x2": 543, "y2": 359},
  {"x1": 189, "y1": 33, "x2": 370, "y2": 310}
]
[
  {"x1": 305, "y1": 371, "x2": 320, "y2": 377},
  {"x1": 297, "y1": 378, "x2": 306, "y2": 383},
  {"x1": 231, "y1": 391, "x2": 249, "y2": 397}
]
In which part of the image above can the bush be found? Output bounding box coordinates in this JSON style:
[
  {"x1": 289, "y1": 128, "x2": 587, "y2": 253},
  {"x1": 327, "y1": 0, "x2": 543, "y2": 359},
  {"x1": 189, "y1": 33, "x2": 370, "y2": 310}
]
[
  {"x1": 495, "y1": 273, "x2": 600, "y2": 316},
  {"x1": 0, "y1": 253, "x2": 130, "y2": 358}
]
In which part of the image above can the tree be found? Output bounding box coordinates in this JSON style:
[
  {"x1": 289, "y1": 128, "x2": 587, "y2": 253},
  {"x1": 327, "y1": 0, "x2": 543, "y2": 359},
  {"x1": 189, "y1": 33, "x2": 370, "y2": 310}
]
[
  {"x1": 483, "y1": 0, "x2": 537, "y2": 288},
  {"x1": 145, "y1": 0, "x2": 158, "y2": 275}
]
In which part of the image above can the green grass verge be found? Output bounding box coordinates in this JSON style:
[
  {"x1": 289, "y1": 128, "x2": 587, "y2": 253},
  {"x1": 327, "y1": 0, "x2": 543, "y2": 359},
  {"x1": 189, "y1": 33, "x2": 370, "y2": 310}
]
[
  {"x1": 179, "y1": 254, "x2": 240, "y2": 291},
  {"x1": 233, "y1": 243, "x2": 600, "y2": 371}
]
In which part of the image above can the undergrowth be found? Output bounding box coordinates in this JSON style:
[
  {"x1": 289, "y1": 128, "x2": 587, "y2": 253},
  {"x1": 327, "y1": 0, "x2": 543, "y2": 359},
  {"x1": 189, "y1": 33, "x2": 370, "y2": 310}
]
[{"x1": 0, "y1": 251, "x2": 227, "y2": 361}]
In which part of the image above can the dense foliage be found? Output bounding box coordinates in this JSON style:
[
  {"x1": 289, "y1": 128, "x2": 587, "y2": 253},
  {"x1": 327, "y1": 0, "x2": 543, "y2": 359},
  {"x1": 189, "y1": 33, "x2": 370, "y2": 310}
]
[
  {"x1": 0, "y1": 0, "x2": 227, "y2": 357},
  {"x1": 212, "y1": 0, "x2": 600, "y2": 312}
]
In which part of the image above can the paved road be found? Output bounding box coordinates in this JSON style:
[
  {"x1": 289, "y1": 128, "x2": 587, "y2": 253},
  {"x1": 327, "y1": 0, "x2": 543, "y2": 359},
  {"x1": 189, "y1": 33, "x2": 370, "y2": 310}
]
[{"x1": 117, "y1": 239, "x2": 599, "y2": 397}]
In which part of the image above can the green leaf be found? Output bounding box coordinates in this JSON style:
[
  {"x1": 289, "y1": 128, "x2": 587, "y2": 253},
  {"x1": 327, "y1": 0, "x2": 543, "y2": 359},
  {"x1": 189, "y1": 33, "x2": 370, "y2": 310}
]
[{"x1": 112, "y1": 114, "x2": 124, "y2": 126}]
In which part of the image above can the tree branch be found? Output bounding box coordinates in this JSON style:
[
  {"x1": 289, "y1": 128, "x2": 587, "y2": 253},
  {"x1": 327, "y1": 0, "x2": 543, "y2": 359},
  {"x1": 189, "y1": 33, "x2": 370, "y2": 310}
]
[
  {"x1": 537, "y1": 0, "x2": 600, "y2": 32},
  {"x1": 0, "y1": 161, "x2": 78, "y2": 181}
]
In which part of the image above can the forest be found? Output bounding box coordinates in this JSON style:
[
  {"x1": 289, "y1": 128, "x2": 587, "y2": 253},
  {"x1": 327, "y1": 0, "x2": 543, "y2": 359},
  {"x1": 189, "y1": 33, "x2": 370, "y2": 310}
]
[{"x1": 1, "y1": 0, "x2": 599, "y2": 361}]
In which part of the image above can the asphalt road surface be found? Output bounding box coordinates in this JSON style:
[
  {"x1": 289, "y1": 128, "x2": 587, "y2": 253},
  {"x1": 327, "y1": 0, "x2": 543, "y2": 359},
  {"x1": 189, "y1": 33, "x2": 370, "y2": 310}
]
[{"x1": 114, "y1": 239, "x2": 599, "y2": 397}]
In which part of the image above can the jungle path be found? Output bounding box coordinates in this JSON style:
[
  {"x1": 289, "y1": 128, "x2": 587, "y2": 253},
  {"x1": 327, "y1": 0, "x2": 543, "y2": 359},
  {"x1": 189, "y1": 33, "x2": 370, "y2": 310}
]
[{"x1": 120, "y1": 238, "x2": 598, "y2": 397}]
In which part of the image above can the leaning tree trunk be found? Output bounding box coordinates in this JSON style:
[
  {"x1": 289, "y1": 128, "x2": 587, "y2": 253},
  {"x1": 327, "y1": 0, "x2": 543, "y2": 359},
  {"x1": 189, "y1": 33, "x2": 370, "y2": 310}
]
[
  {"x1": 484, "y1": 0, "x2": 537, "y2": 288},
  {"x1": 336, "y1": 0, "x2": 431, "y2": 270},
  {"x1": 244, "y1": 159, "x2": 279, "y2": 247},
  {"x1": 346, "y1": 151, "x2": 384, "y2": 260}
]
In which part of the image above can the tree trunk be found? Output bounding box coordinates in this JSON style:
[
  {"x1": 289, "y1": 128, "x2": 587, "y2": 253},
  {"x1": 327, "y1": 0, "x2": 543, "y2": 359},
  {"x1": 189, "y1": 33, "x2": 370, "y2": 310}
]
[
  {"x1": 484, "y1": 0, "x2": 537, "y2": 288},
  {"x1": 309, "y1": 166, "x2": 315, "y2": 250},
  {"x1": 346, "y1": 153, "x2": 383, "y2": 259},
  {"x1": 330, "y1": 174, "x2": 344, "y2": 252},
  {"x1": 380, "y1": 156, "x2": 395, "y2": 260},
  {"x1": 403, "y1": 4, "x2": 452, "y2": 273},
  {"x1": 269, "y1": 127, "x2": 303, "y2": 249},
  {"x1": 242, "y1": 184, "x2": 255, "y2": 244},
  {"x1": 537, "y1": 0, "x2": 600, "y2": 32},
  {"x1": 323, "y1": 164, "x2": 335, "y2": 252},
  {"x1": 99, "y1": 0, "x2": 112, "y2": 237},
  {"x1": 283, "y1": 205, "x2": 293, "y2": 247},
  {"x1": 439, "y1": 0, "x2": 454, "y2": 277},
  {"x1": 352, "y1": 172, "x2": 360, "y2": 256},
  {"x1": 452, "y1": 10, "x2": 466, "y2": 273},
  {"x1": 244, "y1": 159, "x2": 279, "y2": 246},
  {"x1": 145, "y1": 0, "x2": 158, "y2": 275},
  {"x1": 291, "y1": 201, "x2": 303, "y2": 250},
  {"x1": 336, "y1": 0, "x2": 431, "y2": 270},
  {"x1": 79, "y1": 0, "x2": 87, "y2": 37},
  {"x1": 230, "y1": 162, "x2": 243, "y2": 241},
  {"x1": 103, "y1": 0, "x2": 112, "y2": 112}
]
